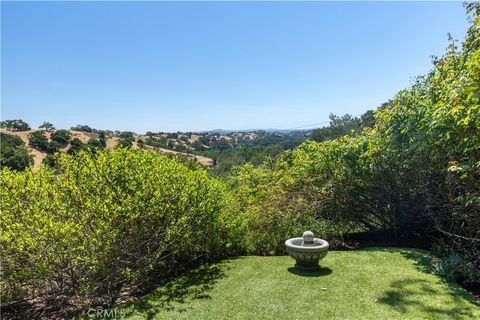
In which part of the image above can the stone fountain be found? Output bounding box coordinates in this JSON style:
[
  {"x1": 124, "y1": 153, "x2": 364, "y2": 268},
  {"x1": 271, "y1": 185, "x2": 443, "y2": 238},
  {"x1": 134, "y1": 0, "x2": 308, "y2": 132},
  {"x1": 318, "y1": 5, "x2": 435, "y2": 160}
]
[{"x1": 285, "y1": 231, "x2": 329, "y2": 271}]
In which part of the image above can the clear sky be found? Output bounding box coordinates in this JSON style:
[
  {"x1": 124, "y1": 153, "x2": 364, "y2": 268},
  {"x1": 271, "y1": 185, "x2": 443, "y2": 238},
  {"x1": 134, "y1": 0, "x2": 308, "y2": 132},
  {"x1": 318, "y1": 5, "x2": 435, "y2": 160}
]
[{"x1": 1, "y1": 1, "x2": 470, "y2": 133}]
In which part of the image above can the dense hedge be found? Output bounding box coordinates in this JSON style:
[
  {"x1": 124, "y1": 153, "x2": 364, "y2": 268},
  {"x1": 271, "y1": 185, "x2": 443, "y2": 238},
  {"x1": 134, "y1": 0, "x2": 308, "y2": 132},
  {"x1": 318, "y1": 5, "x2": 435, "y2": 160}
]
[
  {"x1": 228, "y1": 3, "x2": 480, "y2": 276},
  {"x1": 0, "y1": 149, "x2": 233, "y2": 304}
]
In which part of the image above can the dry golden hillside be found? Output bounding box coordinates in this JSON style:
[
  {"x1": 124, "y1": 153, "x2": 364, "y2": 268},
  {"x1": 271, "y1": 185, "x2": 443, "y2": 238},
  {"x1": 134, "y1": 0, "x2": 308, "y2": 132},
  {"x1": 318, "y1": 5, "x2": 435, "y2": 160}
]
[{"x1": 1, "y1": 129, "x2": 213, "y2": 169}]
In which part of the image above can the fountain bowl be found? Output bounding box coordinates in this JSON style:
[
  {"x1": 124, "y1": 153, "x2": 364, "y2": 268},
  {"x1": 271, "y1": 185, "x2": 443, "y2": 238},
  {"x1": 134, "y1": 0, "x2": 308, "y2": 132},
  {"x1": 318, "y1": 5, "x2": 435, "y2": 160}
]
[{"x1": 285, "y1": 231, "x2": 329, "y2": 271}]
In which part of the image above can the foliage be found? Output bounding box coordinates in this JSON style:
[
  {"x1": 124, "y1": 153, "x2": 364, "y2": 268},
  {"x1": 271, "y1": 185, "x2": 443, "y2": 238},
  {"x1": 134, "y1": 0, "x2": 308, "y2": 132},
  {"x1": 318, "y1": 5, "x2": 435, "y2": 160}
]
[
  {"x1": 0, "y1": 119, "x2": 31, "y2": 131},
  {"x1": 0, "y1": 133, "x2": 33, "y2": 171},
  {"x1": 192, "y1": 140, "x2": 206, "y2": 151},
  {"x1": 117, "y1": 131, "x2": 135, "y2": 148},
  {"x1": 50, "y1": 129, "x2": 71, "y2": 147},
  {"x1": 39, "y1": 122, "x2": 55, "y2": 131},
  {"x1": 71, "y1": 124, "x2": 94, "y2": 132},
  {"x1": 28, "y1": 130, "x2": 64, "y2": 154},
  {"x1": 431, "y1": 246, "x2": 479, "y2": 283},
  {"x1": 0, "y1": 149, "x2": 233, "y2": 305},
  {"x1": 87, "y1": 138, "x2": 104, "y2": 149},
  {"x1": 372, "y1": 3, "x2": 480, "y2": 264},
  {"x1": 42, "y1": 153, "x2": 56, "y2": 168},
  {"x1": 67, "y1": 138, "x2": 86, "y2": 155},
  {"x1": 228, "y1": 4, "x2": 480, "y2": 265},
  {"x1": 310, "y1": 110, "x2": 375, "y2": 142},
  {"x1": 98, "y1": 131, "x2": 107, "y2": 148},
  {"x1": 197, "y1": 132, "x2": 307, "y2": 176},
  {"x1": 28, "y1": 131, "x2": 50, "y2": 151},
  {"x1": 227, "y1": 163, "x2": 334, "y2": 254},
  {"x1": 1, "y1": 5, "x2": 479, "y2": 316}
]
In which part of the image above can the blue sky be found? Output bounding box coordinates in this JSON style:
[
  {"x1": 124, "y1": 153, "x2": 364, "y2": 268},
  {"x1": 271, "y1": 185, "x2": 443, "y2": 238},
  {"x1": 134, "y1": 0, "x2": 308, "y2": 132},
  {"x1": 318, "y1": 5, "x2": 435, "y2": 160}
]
[{"x1": 1, "y1": 1, "x2": 470, "y2": 133}]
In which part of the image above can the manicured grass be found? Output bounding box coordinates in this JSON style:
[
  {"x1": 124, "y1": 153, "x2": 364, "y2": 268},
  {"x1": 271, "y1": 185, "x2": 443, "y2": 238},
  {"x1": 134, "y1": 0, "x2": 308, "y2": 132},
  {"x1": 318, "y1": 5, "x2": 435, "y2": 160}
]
[{"x1": 114, "y1": 248, "x2": 479, "y2": 319}]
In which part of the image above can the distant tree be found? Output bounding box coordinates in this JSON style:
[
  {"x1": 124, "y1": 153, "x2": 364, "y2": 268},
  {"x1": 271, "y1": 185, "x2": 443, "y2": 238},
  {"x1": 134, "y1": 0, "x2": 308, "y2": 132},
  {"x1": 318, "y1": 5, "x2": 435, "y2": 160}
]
[
  {"x1": 117, "y1": 139, "x2": 133, "y2": 148},
  {"x1": 1, "y1": 133, "x2": 24, "y2": 149},
  {"x1": 167, "y1": 133, "x2": 178, "y2": 139},
  {"x1": 0, "y1": 119, "x2": 31, "y2": 131},
  {"x1": 117, "y1": 132, "x2": 134, "y2": 148},
  {"x1": 0, "y1": 133, "x2": 33, "y2": 171},
  {"x1": 199, "y1": 136, "x2": 210, "y2": 145},
  {"x1": 210, "y1": 139, "x2": 231, "y2": 151},
  {"x1": 87, "y1": 138, "x2": 104, "y2": 149},
  {"x1": 39, "y1": 122, "x2": 55, "y2": 131},
  {"x1": 70, "y1": 124, "x2": 93, "y2": 132},
  {"x1": 174, "y1": 144, "x2": 187, "y2": 152},
  {"x1": 45, "y1": 141, "x2": 61, "y2": 154},
  {"x1": 118, "y1": 131, "x2": 134, "y2": 139},
  {"x1": 28, "y1": 131, "x2": 50, "y2": 151},
  {"x1": 67, "y1": 138, "x2": 85, "y2": 155},
  {"x1": 42, "y1": 154, "x2": 56, "y2": 168},
  {"x1": 50, "y1": 129, "x2": 71, "y2": 147},
  {"x1": 311, "y1": 112, "x2": 368, "y2": 143},
  {"x1": 98, "y1": 131, "x2": 107, "y2": 148},
  {"x1": 360, "y1": 110, "x2": 375, "y2": 128},
  {"x1": 192, "y1": 141, "x2": 206, "y2": 151}
]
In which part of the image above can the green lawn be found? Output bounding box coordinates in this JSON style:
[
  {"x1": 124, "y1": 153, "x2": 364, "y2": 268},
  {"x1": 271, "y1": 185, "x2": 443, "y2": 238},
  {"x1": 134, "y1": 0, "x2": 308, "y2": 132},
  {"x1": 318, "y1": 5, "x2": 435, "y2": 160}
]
[{"x1": 114, "y1": 248, "x2": 479, "y2": 319}]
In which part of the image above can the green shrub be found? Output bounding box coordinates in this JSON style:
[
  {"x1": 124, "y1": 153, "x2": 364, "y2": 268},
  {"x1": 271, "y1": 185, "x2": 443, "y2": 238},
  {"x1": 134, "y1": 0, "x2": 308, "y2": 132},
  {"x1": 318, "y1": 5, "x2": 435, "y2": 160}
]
[
  {"x1": 431, "y1": 247, "x2": 479, "y2": 283},
  {"x1": 28, "y1": 131, "x2": 49, "y2": 151},
  {"x1": 0, "y1": 149, "x2": 233, "y2": 304},
  {"x1": 67, "y1": 137, "x2": 86, "y2": 155},
  {"x1": 50, "y1": 129, "x2": 71, "y2": 147},
  {"x1": 0, "y1": 133, "x2": 33, "y2": 171},
  {"x1": 227, "y1": 4, "x2": 480, "y2": 263},
  {"x1": 227, "y1": 162, "x2": 351, "y2": 254}
]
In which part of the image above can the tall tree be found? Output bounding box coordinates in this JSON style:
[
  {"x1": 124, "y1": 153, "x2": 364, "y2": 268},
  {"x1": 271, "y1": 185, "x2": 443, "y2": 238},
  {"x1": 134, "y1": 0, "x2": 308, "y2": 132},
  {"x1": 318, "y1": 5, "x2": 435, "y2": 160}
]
[{"x1": 39, "y1": 122, "x2": 55, "y2": 131}]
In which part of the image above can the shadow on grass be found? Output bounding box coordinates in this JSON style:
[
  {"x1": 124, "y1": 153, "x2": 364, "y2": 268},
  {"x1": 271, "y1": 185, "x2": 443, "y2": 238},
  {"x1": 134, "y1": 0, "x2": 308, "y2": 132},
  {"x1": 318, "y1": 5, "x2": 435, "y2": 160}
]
[
  {"x1": 377, "y1": 278, "x2": 479, "y2": 318},
  {"x1": 372, "y1": 248, "x2": 480, "y2": 318},
  {"x1": 287, "y1": 267, "x2": 333, "y2": 277},
  {"x1": 122, "y1": 261, "x2": 230, "y2": 320}
]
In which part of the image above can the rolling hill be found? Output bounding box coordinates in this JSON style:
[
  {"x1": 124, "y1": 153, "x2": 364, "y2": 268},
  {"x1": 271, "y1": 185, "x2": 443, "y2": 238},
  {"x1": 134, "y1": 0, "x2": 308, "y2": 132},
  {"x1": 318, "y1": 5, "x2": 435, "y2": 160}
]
[{"x1": 0, "y1": 129, "x2": 214, "y2": 168}]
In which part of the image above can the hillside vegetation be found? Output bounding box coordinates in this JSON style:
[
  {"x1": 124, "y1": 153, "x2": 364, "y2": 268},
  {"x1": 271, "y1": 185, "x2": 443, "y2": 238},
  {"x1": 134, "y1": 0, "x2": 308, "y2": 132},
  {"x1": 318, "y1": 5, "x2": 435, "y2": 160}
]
[
  {"x1": 1, "y1": 3, "x2": 479, "y2": 319},
  {"x1": 0, "y1": 128, "x2": 216, "y2": 168},
  {"x1": 0, "y1": 126, "x2": 312, "y2": 171}
]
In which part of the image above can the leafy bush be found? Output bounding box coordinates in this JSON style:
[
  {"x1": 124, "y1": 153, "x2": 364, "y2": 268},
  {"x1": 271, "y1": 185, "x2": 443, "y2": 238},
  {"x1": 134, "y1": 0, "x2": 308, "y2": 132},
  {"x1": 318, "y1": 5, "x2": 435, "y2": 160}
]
[
  {"x1": 0, "y1": 133, "x2": 33, "y2": 171},
  {"x1": 67, "y1": 137, "x2": 86, "y2": 155},
  {"x1": 28, "y1": 131, "x2": 50, "y2": 151},
  {"x1": 310, "y1": 111, "x2": 375, "y2": 142},
  {"x1": 431, "y1": 246, "x2": 479, "y2": 283},
  {"x1": 117, "y1": 132, "x2": 135, "y2": 148},
  {"x1": 0, "y1": 149, "x2": 233, "y2": 305},
  {"x1": 50, "y1": 129, "x2": 71, "y2": 147},
  {"x1": 227, "y1": 162, "x2": 352, "y2": 254},
  {"x1": 86, "y1": 138, "x2": 104, "y2": 149},
  {"x1": 228, "y1": 4, "x2": 480, "y2": 264}
]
